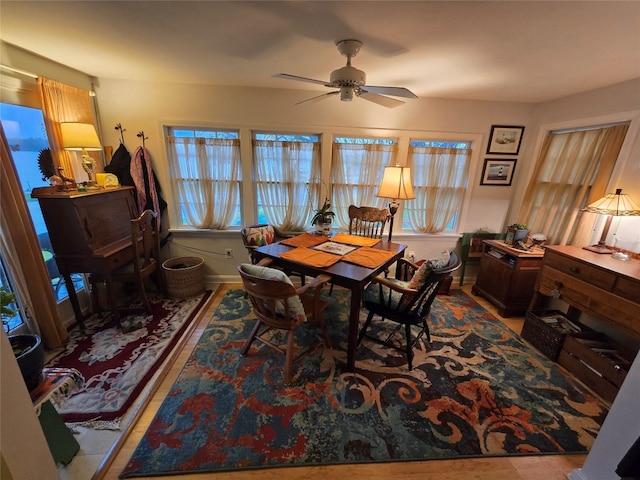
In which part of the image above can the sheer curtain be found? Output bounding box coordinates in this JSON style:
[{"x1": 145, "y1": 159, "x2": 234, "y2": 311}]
[
  {"x1": 331, "y1": 142, "x2": 396, "y2": 229},
  {"x1": 38, "y1": 77, "x2": 95, "y2": 179},
  {"x1": 0, "y1": 125, "x2": 66, "y2": 348},
  {"x1": 253, "y1": 139, "x2": 320, "y2": 231},
  {"x1": 167, "y1": 136, "x2": 241, "y2": 229},
  {"x1": 406, "y1": 146, "x2": 471, "y2": 233},
  {"x1": 518, "y1": 124, "x2": 628, "y2": 246}
]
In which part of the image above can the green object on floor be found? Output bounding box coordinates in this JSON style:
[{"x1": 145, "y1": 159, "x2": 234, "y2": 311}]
[{"x1": 38, "y1": 400, "x2": 79, "y2": 465}]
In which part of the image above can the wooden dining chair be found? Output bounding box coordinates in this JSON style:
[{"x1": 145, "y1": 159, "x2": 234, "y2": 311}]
[
  {"x1": 89, "y1": 209, "x2": 165, "y2": 328},
  {"x1": 238, "y1": 260, "x2": 332, "y2": 384},
  {"x1": 357, "y1": 251, "x2": 461, "y2": 370},
  {"x1": 348, "y1": 205, "x2": 390, "y2": 239},
  {"x1": 240, "y1": 223, "x2": 305, "y2": 284}
]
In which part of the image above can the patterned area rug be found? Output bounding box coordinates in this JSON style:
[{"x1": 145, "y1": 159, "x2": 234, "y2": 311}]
[
  {"x1": 46, "y1": 291, "x2": 211, "y2": 425},
  {"x1": 120, "y1": 289, "x2": 607, "y2": 477}
]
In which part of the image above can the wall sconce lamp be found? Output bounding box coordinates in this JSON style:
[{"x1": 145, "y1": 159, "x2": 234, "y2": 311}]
[
  {"x1": 60, "y1": 122, "x2": 102, "y2": 188},
  {"x1": 376, "y1": 164, "x2": 415, "y2": 242},
  {"x1": 582, "y1": 188, "x2": 640, "y2": 254}
]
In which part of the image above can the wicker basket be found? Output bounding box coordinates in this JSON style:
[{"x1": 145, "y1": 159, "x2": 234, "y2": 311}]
[
  {"x1": 521, "y1": 310, "x2": 569, "y2": 361},
  {"x1": 162, "y1": 256, "x2": 205, "y2": 299}
]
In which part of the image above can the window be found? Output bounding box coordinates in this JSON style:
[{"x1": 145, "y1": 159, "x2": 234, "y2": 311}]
[
  {"x1": 252, "y1": 133, "x2": 321, "y2": 230},
  {"x1": 166, "y1": 127, "x2": 241, "y2": 228},
  {"x1": 518, "y1": 123, "x2": 628, "y2": 245},
  {"x1": 331, "y1": 137, "x2": 397, "y2": 228},
  {"x1": 404, "y1": 140, "x2": 472, "y2": 233}
]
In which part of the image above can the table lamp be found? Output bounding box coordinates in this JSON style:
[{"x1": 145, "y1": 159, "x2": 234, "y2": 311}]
[
  {"x1": 583, "y1": 188, "x2": 640, "y2": 254},
  {"x1": 60, "y1": 122, "x2": 102, "y2": 188},
  {"x1": 376, "y1": 164, "x2": 415, "y2": 241}
]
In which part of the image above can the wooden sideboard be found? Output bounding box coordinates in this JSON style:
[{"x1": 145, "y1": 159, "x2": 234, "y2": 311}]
[
  {"x1": 471, "y1": 239, "x2": 544, "y2": 317},
  {"x1": 530, "y1": 245, "x2": 640, "y2": 340},
  {"x1": 32, "y1": 186, "x2": 138, "y2": 328}
]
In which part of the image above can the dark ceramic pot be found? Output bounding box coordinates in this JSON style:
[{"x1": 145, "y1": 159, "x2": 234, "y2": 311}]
[{"x1": 9, "y1": 334, "x2": 45, "y2": 392}]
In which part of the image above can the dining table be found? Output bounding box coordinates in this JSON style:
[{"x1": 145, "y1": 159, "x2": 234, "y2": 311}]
[{"x1": 254, "y1": 232, "x2": 407, "y2": 371}]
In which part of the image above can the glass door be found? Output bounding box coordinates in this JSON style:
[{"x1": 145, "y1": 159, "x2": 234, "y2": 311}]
[{"x1": 1, "y1": 102, "x2": 89, "y2": 331}]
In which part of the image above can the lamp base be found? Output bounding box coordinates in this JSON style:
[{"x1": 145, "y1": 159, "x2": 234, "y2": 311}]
[{"x1": 583, "y1": 244, "x2": 613, "y2": 254}]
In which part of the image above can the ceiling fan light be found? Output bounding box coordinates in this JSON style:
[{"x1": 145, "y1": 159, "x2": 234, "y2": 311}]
[{"x1": 340, "y1": 87, "x2": 354, "y2": 102}]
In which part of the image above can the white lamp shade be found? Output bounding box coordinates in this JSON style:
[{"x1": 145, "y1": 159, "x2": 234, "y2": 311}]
[
  {"x1": 60, "y1": 122, "x2": 102, "y2": 151},
  {"x1": 583, "y1": 188, "x2": 640, "y2": 216},
  {"x1": 377, "y1": 166, "x2": 415, "y2": 200}
]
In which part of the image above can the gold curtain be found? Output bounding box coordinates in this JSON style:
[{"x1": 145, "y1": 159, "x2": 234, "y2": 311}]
[
  {"x1": 518, "y1": 124, "x2": 628, "y2": 246},
  {"x1": 0, "y1": 125, "x2": 67, "y2": 349},
  {"x1": 38, "y1": 77, "x2": 94, "y2": 179}
]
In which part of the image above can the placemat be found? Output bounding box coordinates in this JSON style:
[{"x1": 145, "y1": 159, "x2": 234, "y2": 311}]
[
  {"x1": 341, "y1": 247, "x2": 397, "y2": 269},
  {"x1": 331, "y1": 232, "x2": 381, "y2": 247},
  {"x1": 279, "y1": 233, "x2": 329, "y2": 248},
  {"x1": 279, "y1": 247, "x2": 342, "y2": 268}
]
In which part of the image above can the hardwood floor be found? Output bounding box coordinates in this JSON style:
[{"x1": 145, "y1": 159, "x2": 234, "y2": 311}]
[{"x1": 94, "y1": 284, "x2": 585, "y2": 480}]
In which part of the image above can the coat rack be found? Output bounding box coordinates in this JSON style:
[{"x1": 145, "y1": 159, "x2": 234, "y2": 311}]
[
  {"x1": 137, "y1": 131, "x2": 148, "y2": 149},
  {"x1": 114, "y1": 123, "x2": 126, "y2": 144}
]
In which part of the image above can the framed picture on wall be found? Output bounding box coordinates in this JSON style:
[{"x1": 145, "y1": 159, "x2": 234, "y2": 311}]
[
  {"x1": 486, "y1": 125, "x2": 525, "y2": 155},
  {"x1": 480, "y1": 158, "x2": 517, "y2": 186}
]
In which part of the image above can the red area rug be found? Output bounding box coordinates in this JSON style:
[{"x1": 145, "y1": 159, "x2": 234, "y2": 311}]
[{"x1": 46, "y1": 291, "x2": 211, "y2": 425}]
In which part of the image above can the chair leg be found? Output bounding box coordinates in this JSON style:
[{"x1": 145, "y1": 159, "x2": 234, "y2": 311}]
[
  {"x1": 136, "y1": 277, "x2": 152, "y2": 314},
  {"x1": 357, "y1": 311, "x2": 375, "y2": 345},
  {"x1": 405, "y1": 323, "x2": 414, "y2": 371},
  {"x1": 284, "y1": 329, "x2": 296, "y2": 384},
  {"x1": 318, "y1": 317, "x2": 332, "y2": 348},
  {"x1": 241, "y1": 320, "x2": 262, "y2": 356}
]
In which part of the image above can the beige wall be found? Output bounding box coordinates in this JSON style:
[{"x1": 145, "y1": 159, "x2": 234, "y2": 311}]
[{"x1": 92, "y1": 77, "x2": 639, "y2": 281}]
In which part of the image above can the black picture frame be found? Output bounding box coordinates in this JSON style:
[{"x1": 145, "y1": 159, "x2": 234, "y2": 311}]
[
  {"x1": 480, "y1": 158, "x2": 517, "y2": 186},
  {"x1": 486, "y1": 125, "x2": 525, "y2": 155}
]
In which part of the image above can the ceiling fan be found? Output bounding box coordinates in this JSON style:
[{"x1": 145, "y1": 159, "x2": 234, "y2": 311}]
[{"x1": 273, "y1": 39, "x2": 417, "y2": 108}]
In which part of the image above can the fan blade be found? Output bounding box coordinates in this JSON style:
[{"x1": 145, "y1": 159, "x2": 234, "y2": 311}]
[
  {"x1": 296, "y1": 91, "x2": 339, "y2": 105},
  {"x1": 359, "y1": 91, "x2": 405, "y2": 108},
  {"x1": 361, "y1": 85, "x2": 418, "y2": 99},
  {"x1": 273, "y1": 73, "x2": 331, "y2": 87}
]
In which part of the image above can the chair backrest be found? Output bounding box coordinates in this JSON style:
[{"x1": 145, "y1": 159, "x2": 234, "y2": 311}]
[
  {"x1": 403, "y1": 252, "x2": 462, "y2": 318},
  {"x1": 237, "y1": 264, "x2": 307, "y2": 329},
  {"x1": 348, "y1": 205, "x2": 390, "y2": 239},
  {"x1": 241, "y1": 224, "x2": 279, "y2": 263},
  {"x1": 131, "y1": 209, "x2": 160, "y2": 277}
]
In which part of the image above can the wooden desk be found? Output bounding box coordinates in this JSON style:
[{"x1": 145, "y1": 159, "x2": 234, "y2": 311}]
[
  {"x1": 472, "y1": 239, "x2": 544, "y2": 317},
  {"x1": 31, "y1": 187, "x2": 138, "y2": 328},
  {"x1": 530, "y1": 245, "x2": 640, "y2": 339},
  {"x1": 255, "y1": 239, "x2": 407, "y2": 371}
]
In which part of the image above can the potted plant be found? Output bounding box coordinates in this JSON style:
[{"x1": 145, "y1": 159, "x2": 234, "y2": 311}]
[
  {"x1": 1, "y1": 286, "x2": 45, "y2": 392},
  {"x1": 506, "y1": 223, "x2": 530, "y2": 245},
  {"x1": 311, "y1": 198, "x2": 335, "y2": 236}
]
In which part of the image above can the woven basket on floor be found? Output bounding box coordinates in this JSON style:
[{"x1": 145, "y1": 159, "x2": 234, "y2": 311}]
[{"x1": 162, "y1": 256, "x2": 205, "y2": 299}]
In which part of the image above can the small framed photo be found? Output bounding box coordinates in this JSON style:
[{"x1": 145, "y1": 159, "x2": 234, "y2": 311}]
[
  {"x1": 486, "y1": 125, "x2": 525, "y2": 155},
  {"x1": 480, "y1": 158, "x2": 517, "y2": 186}
]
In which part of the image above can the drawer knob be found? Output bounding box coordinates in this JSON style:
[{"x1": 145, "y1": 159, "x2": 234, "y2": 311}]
[
  {"x1": 569, "y1": 266, "x2": 579, "y2": 274},
  {"x1": 551, "y1": 281, "x2": 563, "y2": 299}
]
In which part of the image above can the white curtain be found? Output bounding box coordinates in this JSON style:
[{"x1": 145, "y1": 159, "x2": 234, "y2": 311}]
[
  {"x1": 331, "y1": 142, "x2": 396, "y2": 229},
  {"x1": 518, "y1": 124, "x2": 628, "y2": 246},
  {"x1": 406, "y1": 146, "x2": 471, "y2": 232},
  {"x1": 167, "y1": 136, "x2": 241, "y2": 229},
  {"x1": 253, "y1": 140, "x2": 320, "y2": 231}
]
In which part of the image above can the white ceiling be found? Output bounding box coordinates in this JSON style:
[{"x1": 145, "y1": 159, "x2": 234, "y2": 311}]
[{"x1": 1, "y1": 1, "x2": 639, "y2": 104}]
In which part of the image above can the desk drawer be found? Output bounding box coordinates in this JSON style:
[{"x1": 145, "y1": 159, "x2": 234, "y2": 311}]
[
  {"x1": 614, "y1": 276, "x2": 640, "y2": 304},
  {"x1": 544, "y1": 249, "x2": 616, "y2": 291},
  {"x1": 538, "y1": 266, "x2": 640, "y2": 338}
]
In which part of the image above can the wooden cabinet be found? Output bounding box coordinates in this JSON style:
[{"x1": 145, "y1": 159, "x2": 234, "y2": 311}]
[
  {"x1": 471, "y1": 239, "x2": 544, "y2": 317},
  {"x1": 31, "y1": 186, "x2": 138, "y2": 327},
  {"x1": 531, "y1": 245, "x2": 640, "y2": 340},
  {"x1": 530, "y1": 246, "x2": 640, "y2": 402}
]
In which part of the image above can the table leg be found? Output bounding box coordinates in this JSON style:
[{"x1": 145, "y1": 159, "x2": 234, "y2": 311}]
[
  {"x1": 347, "y1": 287, "x2": 363, "y2": 372},
  {"x1": 62, "y1": 273, "x2": 85, "y2": 330}
]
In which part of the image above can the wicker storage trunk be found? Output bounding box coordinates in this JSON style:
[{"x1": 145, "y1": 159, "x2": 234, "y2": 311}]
[{"x1": 162, "y1": 256, "x2": 205, "y2": 299}]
